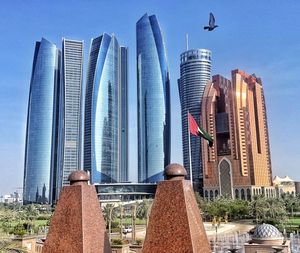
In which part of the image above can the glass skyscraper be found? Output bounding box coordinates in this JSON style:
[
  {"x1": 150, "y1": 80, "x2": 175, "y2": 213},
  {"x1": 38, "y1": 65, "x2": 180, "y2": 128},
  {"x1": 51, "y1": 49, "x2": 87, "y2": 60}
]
[
  {"x1": 23, "y1": 38, "x2": 61, "y2": 204},
  {"x1": 178, "y1": 49, "x2": 211, "y2": 190},
  {"x1": 84, "y1": 34, "x2": 128, "y2": 183},
  {"x1": 56, "y1": 39, "x2": 84, "y2": 198},
  {"x1": 120, "y1": 46, "x2": 128, "y2": 181},
  {"x1": 136, "y1": 14, "x2": 171, "y2": 183}
]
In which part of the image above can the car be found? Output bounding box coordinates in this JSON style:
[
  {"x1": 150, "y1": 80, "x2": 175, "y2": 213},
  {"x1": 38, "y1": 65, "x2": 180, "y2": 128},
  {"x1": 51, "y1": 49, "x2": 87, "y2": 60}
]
[{"x1": 122, "y1": 226, "x2": 132, "y2": 233}]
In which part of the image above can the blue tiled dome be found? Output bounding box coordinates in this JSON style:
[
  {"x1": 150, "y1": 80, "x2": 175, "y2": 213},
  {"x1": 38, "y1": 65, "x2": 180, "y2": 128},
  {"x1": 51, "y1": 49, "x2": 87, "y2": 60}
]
[{"x1": 252, "y1": 224, "x2": 283, "y2": 240}]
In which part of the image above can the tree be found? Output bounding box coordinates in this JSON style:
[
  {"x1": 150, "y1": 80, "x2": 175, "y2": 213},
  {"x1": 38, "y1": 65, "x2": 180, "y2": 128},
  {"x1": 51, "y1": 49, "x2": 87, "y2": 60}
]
[
  {"x1": 136, "y1": 200, "x2": 152, "y2": 227},
  {"x1": 282, "y1": 193, "x2": 300, "y2": 216},
  {"x1": 229, "y1": 199, "x2": 249, "y2": 220},
  {"x1": 204, "y1": 197, "x2": 231, "y2": 219},
  {"x1": 249, "y1": 196, "x2": 288, "y2": 226},
  {"x1": 249, "y1": 196, "x2": 269, "y2": 223},
  {"x1": 23, "y1": 205, "x2": 39, "y2": 221},
  {"x1": 265, "y1": 198, "x2": 287, "y2": 226},
  {"x1": 102, "y1": 204, "x2": 117, "y2": 242}
]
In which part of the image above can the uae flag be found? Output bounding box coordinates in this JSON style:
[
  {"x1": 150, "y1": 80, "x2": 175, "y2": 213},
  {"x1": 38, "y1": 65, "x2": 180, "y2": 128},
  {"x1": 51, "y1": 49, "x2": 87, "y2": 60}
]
[{"x1": 188, "y1": 112, "x2": 213, "y2": 147}]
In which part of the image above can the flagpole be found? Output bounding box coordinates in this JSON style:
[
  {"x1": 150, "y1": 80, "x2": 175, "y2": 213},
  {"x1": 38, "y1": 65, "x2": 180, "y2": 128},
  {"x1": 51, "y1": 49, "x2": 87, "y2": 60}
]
[{"x1": 187, "y1": 111, "x2": 193, "y2": 187}]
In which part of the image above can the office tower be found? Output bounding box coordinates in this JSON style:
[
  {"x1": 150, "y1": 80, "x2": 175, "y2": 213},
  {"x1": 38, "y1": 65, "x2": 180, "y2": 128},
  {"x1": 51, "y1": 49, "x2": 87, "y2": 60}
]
[
  {"x1": 23, "y1": 38, "x2": 61, "y2": 204},
  {"x1": 120, "y1": 46, "x2": 128, "y2": 181},
  {"x1": 56, "y1": 39, "x2": 84, "y2": 197},
  {"x1": 136, "y1": 13, "x2": 171, "y2": 183},
  {"x1": 201, "y1": 70, "x2": 274, "y2": 200},
  {"x1": 84, "y1": 33, "x2": 128, "y2": 183},
  {"x1": 178, "y1": 49, "x2": 211, "y2": 190}
]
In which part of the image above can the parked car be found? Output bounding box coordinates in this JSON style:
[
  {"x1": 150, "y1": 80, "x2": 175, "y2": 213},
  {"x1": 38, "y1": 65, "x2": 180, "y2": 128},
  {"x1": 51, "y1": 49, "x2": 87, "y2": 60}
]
[{"x1": 122, "y1": 226, "x2": 132, "y2": 233}]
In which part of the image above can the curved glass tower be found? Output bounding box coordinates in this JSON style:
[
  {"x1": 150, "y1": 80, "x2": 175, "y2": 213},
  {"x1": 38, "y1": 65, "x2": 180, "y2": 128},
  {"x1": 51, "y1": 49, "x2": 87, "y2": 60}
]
[
  {"x1": 23, "y1": 38, "x2": 61, "y2": 204},
  {"x1": 84, "y1": 34, "x2": 128, "y2": 183},
  {"x1": 178, "y1": 49, "x2": 211, "y2": 190},
  {"x1": 137, "y1": 14, "x2": 171, "y2": 183}
]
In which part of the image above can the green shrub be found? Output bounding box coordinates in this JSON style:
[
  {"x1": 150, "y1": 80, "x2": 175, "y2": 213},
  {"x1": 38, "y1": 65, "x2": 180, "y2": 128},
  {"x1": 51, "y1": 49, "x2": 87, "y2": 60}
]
[
  {"x1": 10, "y1": 223, "x2": 27, "y2": 237},
  {"x1": 135, "y1": 238, "x2": 143, "y2": 245},
  {"x1": 111, "y1": 238, "x2": 123, "y2": 245},
  {"x1": 111, "y1": 220, "x2": 119, "y2": 229}
]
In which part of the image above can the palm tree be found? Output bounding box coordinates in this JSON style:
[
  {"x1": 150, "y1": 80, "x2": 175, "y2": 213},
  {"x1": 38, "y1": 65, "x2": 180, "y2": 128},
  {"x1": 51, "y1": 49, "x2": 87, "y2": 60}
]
[
  {"x1": 136, "y1": 199, "x2": 152, "y2": 227},
  {"x1": 267, "y1": 198, "x2": 287, "y2": 220},
  {"x1": 249, "y1": 196, "x2": 268, "y2": 223},
  {"x1": 102, "y1": 204, "x2": 117, "y2": 242},
  {"x1": 282, "y1": 193, "x2": 299, "y2": 216}
]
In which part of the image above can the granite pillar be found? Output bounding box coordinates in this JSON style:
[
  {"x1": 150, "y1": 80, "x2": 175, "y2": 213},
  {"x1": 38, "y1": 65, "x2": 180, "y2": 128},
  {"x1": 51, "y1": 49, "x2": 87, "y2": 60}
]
[
  {"x1": 43, "y1": 171, "x2": 112, "y2": 253},
  {"x1": 142, "y1": 164, "x2": 211, "y2": 253}
]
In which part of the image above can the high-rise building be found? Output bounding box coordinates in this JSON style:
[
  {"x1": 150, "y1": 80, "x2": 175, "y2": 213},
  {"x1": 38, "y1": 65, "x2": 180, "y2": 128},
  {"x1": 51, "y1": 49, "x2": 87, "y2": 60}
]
[
  {"x1": 56, "y1": 39, "x2": 84, "y2": 198},
  {"x1": 84, "y1": 33, "x2": 128, "y2": 183},
  {"x1": 23, "y1": 38, "x2": 61, "y2": 204},
  {"x1": 136, "y1": 13, "x2": 171, "y2": 183},
  {"x1": 178, "y1": 49, "x2": 211, "y2": 190},
  {"x1": 120, "y1": 46, "x2": 128, "y2": 181},
  {"x1": 201, "y1": 70, "x2": 274, "y2": 200}
]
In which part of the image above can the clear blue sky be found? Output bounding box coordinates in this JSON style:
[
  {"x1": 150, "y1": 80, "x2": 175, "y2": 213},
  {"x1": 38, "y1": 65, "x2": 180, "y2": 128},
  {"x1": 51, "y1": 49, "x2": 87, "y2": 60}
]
[{"x1": 0, "y1": 0, "x2": 299, "y2": 194}]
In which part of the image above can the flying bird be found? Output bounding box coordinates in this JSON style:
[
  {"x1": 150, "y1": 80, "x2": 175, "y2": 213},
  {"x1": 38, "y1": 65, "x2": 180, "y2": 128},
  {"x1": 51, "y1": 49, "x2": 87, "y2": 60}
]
[{"x1": 204, "y1": 12, "x2": 218, "y2": 31}]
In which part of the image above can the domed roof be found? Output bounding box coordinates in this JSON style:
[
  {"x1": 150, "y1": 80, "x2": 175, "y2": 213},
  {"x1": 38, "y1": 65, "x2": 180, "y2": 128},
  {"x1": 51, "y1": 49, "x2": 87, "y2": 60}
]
[{"x1": 252, "y1": 224, "x2": 283, "y2": 240}]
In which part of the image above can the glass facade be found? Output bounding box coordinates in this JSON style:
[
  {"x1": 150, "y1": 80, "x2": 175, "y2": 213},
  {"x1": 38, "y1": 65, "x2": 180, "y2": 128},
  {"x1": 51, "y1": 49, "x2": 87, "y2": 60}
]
[
  {"x1": 84, "y1": 34, "x2": 128, "y2": 183},
  {"x1": 136, "y1": 13, "x2": 171, "y2": 183},
  {"x1": 56, "y1": 39, "x2": 83, "y2": 199},
  {"x1": 95, "y1": 183, "x2": 157, "y2": 201},
  {"x1": 120, "y1": 47, "x2": 128, "y2": 181},
  {"x1": 23, "y1": 38, "x2": 60, "y2": 204},
  {"x1": 178, "y1": 49, "x2": 211, "y2": 189}
]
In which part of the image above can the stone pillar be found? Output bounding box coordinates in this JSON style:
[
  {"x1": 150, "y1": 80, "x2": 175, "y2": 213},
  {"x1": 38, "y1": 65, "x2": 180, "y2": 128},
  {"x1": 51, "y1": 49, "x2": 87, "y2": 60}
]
[
  {"x1": 142, "y1": 164, "x2": 211, "y2": 253},
  {"x1": 43, "y1": 171, "x2": 112, "y2": 253}
]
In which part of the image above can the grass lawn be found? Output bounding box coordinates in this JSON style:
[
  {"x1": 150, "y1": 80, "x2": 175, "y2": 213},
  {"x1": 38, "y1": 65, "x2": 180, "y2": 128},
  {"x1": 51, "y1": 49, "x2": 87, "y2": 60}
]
[
  {"x1": 35, "y1": 220, "x2": 48, "y2": 226},
  {"x1": 117, "y1": 218, "x2": 146, "y2": 226},
  {"x1": 287, "y1": 217, "x2": 300, "y2": 225}
]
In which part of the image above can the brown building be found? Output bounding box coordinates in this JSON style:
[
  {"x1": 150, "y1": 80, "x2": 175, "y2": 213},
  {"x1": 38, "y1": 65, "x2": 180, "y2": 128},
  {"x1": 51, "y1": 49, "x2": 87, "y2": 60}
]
[{"x1": 201, "y1": 69, "x2": 274, "y2": 200}]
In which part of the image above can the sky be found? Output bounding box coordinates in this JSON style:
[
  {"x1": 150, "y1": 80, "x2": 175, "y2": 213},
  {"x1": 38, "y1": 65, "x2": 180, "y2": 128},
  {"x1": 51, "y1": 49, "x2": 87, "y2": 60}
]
[{"x1": 0, "y1": 0, "x2": 299, "y2": 194}]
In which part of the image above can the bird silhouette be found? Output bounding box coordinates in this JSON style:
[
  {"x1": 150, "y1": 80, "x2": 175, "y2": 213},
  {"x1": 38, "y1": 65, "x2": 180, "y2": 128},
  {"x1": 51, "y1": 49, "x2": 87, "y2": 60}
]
[{"x1": 204, "y1": 12, "x2": 218, "y2": 31}]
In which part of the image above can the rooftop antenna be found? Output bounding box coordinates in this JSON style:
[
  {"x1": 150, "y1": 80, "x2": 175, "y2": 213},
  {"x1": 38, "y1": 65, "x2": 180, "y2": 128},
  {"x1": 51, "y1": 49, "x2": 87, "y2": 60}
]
[{"x1": 186, "y1": 33, "x2": 189, "y2": 51}]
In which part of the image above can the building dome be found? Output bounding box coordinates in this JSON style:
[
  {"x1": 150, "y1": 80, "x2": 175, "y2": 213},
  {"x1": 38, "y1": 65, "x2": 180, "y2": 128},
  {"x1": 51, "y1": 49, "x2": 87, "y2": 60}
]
[{"x1": 252, "y1": 224, "x2": 283, "y2": 241}]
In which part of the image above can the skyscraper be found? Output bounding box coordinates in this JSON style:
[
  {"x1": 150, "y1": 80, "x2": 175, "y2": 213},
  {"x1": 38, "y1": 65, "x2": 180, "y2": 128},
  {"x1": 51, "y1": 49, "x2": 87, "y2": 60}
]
[
  {"x1": 120, "y1": 46, "x2": 128, "y2": 181},
  {"x1": 23, "y1": 38, "x2": 61, "y2": 204},
  {"x1": 178, "y1": 49, "x2": 211, "y2": 190},
  {"x1": 201, "y1": 70, "x2": 274, "y2": 200},
  {"x1": 84, "y1": 33, "x2": 128, "y2": 183},
  {"x1": 56, "y1": 39, "x2": 84, "y2": 197},
  {"x1": 136, "y1": 13, "x2": 171, "y2": 183}
]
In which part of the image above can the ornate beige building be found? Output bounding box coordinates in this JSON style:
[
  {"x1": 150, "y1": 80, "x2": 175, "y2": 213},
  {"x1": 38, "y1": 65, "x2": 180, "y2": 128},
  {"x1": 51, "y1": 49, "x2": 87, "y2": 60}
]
[
  {"x1": 201, "y1": 70, "x2": 274, "y2": 200},
  {"x1": 273, "y1": 175, "x2": 296, "y2": 196}
]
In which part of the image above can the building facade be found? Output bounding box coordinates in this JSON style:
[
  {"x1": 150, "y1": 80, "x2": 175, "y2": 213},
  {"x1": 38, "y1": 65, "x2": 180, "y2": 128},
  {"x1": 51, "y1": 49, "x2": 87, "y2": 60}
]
[
  {"x1": 120, "y1": 47, "x2": 128, "y2": 181},
  {"x1": 201, "y1": 70, "x2": 274, "y2": 200},
  {"x1": 136, "y1": 13, "x2": 171, "y2": 183},
  {"x1": 84, "y1": 34, "x2": 128, "y2": 183},
  {"x1": 273, "y1": 176, "x2": 296, "y2": 196},
  {"x1": 95, "y1": 183, "x2": 157, "y2": 202},
  {"x1": 56, "y1": 39, "x2": 84, "y2": 199},
  {"x1": 23, "y1": 38, "x2": 61, "y2": 204},
  {"x1": 178, "y1": 49, "x2": 212, "y2": 190}
]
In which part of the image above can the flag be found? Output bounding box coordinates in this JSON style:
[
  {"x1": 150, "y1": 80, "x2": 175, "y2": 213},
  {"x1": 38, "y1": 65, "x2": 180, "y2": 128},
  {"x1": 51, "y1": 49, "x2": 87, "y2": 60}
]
[{"x1": 188, "y1": 112, "x2": 213, "y2": 147}]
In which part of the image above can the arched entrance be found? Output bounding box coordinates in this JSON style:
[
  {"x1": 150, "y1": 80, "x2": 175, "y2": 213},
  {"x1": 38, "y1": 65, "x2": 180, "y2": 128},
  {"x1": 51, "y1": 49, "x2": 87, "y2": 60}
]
[{"x1": 219, "y1": 159, "x2": 233, "y2": 198}]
